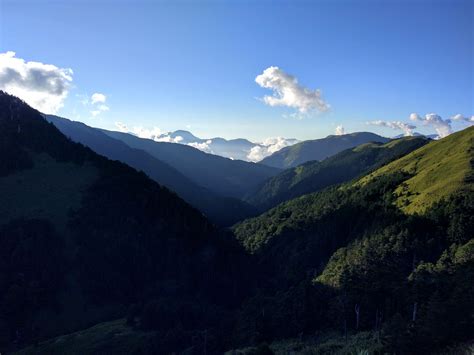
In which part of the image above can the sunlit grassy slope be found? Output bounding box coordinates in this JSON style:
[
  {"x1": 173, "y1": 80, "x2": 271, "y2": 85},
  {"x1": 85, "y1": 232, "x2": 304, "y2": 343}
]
[{"x1": 357, "y1": 126, "x2": 474, "y2": 214}]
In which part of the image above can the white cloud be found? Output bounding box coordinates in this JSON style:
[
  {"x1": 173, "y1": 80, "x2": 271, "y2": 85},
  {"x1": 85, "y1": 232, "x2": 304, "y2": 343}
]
[
  {"x1": 88, "y1": 93, "x2": 109, "y2": 117},
  {"x1": 156, "y1": 135, "x2": 184, "y2": 143},
  {"x1": 114, "y1": 123, "x2": 186, "y2": 143},
  {"x1": 247, "y1": 136, "x2": 299, "y2": 162},
  {"x1": 113, "y1": 123, "x2": 299, "y2": 161},
  {"x1": 0, "y1": 51, "x2": 73, "y2": 114},
  {"x1": 255, "y1": 66, "x2": 329, "y2": 114},
  {"x1": 188, "y1": 140, "x2": 213, "y2": 153},
  {"x1": 368, "y1": 120, "x2": 416, "y2": 136},
  {"x1": 91, "y1": 92, "x2": 106, "y2": 104},
  {"x1": 410, "y1": 113, "x2": 452, "y2": 138},
  {"x1": 335, "y1": 125, "x2": 346, "y2": 135},
  {"x1": 91, "y1": 104, "x2": 109, "y2": 117},
  {"x1": 451, "y1": 113, "x2": 474, "y2": 123}
]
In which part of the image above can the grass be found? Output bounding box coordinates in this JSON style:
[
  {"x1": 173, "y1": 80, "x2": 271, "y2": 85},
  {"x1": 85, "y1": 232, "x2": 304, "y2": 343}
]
[
  {"x1": 225, "y1": 331, "x2": 384, "y2": 355},
  {"x1": 357, "y1": 126, "x2": 474, "y2": 214},
  {"x1": 15, "y1": 319, "x2": 156, "y2": 355},
  {"x1": 0, "y1": 153, "x2": 98, "y2": 230}
]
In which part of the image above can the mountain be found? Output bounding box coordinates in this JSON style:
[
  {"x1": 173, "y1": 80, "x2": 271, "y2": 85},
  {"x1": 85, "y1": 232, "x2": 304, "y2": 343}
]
[
  {"x1": 232, "y1": 126, "x2": 473, "y2": 352},
  {"x1": 0, "y1": 92, "x2": 250, "y2": 352},
  {"x1": 246, "y1": 136, "x2": 429, "y2": 210},
  {"x1": 393, "y1": 132, "x2": 439, "y2": 139},
  {"x1": 101, "y1": 129, "x2": 280, "y2": 198},
  {"x1": 260, "y1": 132, "x2": 390, "y2": 169},
  {"x1": 46, "y1": 115, "x2": 256, "y2": 226},
  {"x1": 359, "y1": 125, "x2": 474, "y2": 214},
  {"x1": 167, "y1": 129, "x2": 201, "y2": 143},
  {"x1": 205, "y1": 137, "x2": 256, "y2": 160},
  {"x1": 132, "y1": 129, "x2": 299, "y2": 162},
  {"x1": 3, "y1": 89, "x2": 472, "y2": 353}
]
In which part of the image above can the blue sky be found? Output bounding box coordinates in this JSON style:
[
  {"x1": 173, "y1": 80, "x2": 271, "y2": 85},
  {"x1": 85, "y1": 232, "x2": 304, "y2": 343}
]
[{"x1": 0, "y1": 0, "x2": 472, "y2": 141}]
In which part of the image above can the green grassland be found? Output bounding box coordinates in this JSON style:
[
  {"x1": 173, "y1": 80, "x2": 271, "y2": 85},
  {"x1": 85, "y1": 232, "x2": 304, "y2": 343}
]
[{"x1": 357, "y1": 126, "x2": 474, "y2": 214}]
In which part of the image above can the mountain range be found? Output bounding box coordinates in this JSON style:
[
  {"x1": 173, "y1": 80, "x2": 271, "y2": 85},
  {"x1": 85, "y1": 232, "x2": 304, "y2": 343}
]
[
  {"x1": 260, "y1": 132, "x2": 390, "y2": 168},
  {"x1": 46, "y1": 115, "x2": 260, "y2": 226},
  {"x1": 1, "y1": 92, "x2": 472, "y2": 354},
  {"x1": 245, "y1": 136, "x2": 430, "y2": 210},
  {"x1": 122, "y1": 128, "x2": 299, "y2": 162}
]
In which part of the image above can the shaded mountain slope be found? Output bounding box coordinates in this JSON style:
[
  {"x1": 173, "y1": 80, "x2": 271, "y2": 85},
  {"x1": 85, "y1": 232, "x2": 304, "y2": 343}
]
[
  {"x1": 101, "y1": 129, "x2": 280, "y2": 198},
  {"x1": 260, "y1": 132, "x2": 389, "y2": 169},
  {"x1": 247, "y1": 136, "x2": 429, "y2": 210},
  {"x1": 0, "y1": 92, "x2": 250, "y2": 352},
  {"x1": 46, "y1": 115, "x2": 256, "y2": 226}
]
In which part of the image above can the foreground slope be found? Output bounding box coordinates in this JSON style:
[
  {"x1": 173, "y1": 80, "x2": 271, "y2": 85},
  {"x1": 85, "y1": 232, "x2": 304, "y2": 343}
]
[
  {"x1": 260, "y1": 132, "x2": 389, "y2": 169},
  {"x1": 247, "y1": 136, "x2": 428, "y2": 210},
  {"x1": 358, "y1": 126, "x2": 474, "y2": 213},
  {"x1": 46, "y1": 115, "x2": 256, "y2": 226},
  {"x1": 0, "y1": 92, "x2": 249, "y2": 352},
  {"x1": 102, "y1": 129, "x2": 280, "y2": 198},
  {"x1": 232, "y1": 127, "x2": 473, "y2": 353}
]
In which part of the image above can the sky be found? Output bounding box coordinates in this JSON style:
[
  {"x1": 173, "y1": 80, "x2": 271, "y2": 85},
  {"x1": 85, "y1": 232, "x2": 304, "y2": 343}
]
[{"x1": 0, "y1": 0, "x2": 472, "y2": 142}]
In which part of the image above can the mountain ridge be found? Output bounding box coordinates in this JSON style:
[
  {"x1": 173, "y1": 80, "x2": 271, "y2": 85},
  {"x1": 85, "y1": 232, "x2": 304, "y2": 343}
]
[
  {"x1": 101, "y1": 128, "x2": 280, "y2": 198},
  {"x1": 246, "y1": 136, "x2": 430, "y2": 210},
  {"x1": 46, "y1": 115, "x2": 257, "y2": 226},
  {"x1": 260, "y1": 132, "x2": 390, "y2": 169}
]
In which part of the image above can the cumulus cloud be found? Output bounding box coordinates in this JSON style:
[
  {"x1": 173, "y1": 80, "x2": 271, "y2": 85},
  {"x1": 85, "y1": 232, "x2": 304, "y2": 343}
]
[
  {"x1": 368, "y1": 120, "x2": 416, "y2": 136},
  {"x1": 89, "y1": 92, "x2": 109, "y2": 117},
  {"x1": 451, "y1": 113, "x2": 474, "y2": 123},
  {"x1": 91, "y1": 93, "x2": 106, "y2": 104},
  {"x1": 247, "y1": 137, "x2": 299, "y2": 162},
  {"x1": 255, "y1": 66, "x2": 329, "y2": 114},
  {"x1": 0, "y1": 51, "x2": 73, "y2": 114},
  {"x1": 410, "y1": 113, "x2": 452, "y2": 138},
  {"x1": 335, "y1": 125, "x2": 346, "y2": 135}
]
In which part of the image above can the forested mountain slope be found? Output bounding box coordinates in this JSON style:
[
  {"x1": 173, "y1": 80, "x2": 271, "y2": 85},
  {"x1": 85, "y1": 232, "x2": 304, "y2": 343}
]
[
  {"x1": 46, "y1": 115, "x2": 256, "y2": 226},
  {"x1": 102, "y1": 129, "x2": 280, "y2": 199},
  {"x1": 260, "y1": 132, "x2": 389, "y2": 169},
  {"x1": 0, "y1": 92, "x2": 250, "y2": 353},
  {"x1": 232, "y1": 127, "x2": 474, "y2": 353},
  {"x1": 247, "y1": 136, "x2": 429, "y2": 210}
]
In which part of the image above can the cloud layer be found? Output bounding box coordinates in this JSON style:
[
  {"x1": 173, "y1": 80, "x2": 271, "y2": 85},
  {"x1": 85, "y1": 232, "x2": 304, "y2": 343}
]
[
  {"x1": 247, "y1": 137, "x2": 299, "y2": 162},
  {"x1": 410, "y1": 113, "x2": 452, "y2": 138},
  {"x1": 115, "y1": 122, "x2": 298, "y2": 162},
  {"x1": 451, "y1": 114, "x2": 474, "y2": 123},
  {"x1": 0, "y1": 51, "x2": 73, "y2": 114},
  {"x1": 368, "y1": 120, "x2": 416, "y2": 136},
  {"x1": 255, "y1": 66, "x2": 329, "y2": 114}
]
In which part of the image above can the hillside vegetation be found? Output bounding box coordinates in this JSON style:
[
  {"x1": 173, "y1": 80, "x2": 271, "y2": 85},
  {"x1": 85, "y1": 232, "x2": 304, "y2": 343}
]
[
  {"x1": 102, "y1": 129, "x2": 280, "y2": 199},
  {"x1": 2, "y1": 91, "x2": 472, "y2": 354},
  {"x1": 247, "y1": 137, "x2": 428, "y2": 210},
  {"x1": 358, "y1": 126, "x2": 474, "y2": 214},
  {"x1": 0, "y1": 91, "x2": 251, "y2": 353},
  {"x1": 47, "y1": 115, "x2": 256, "y2": 226},
  {"x1": 232, "y1": 128, "x2": 473, "y2": 353}
]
